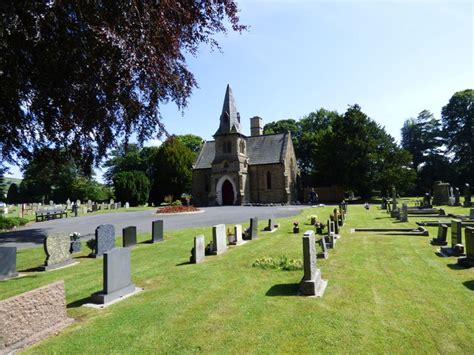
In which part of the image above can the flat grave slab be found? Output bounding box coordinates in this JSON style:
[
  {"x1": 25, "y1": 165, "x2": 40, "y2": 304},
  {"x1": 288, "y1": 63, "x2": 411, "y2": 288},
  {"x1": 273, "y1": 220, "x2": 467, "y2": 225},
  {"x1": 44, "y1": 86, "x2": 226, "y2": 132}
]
[{"x1": 351, "y1": 227, "x2": 429, "y2": 236}]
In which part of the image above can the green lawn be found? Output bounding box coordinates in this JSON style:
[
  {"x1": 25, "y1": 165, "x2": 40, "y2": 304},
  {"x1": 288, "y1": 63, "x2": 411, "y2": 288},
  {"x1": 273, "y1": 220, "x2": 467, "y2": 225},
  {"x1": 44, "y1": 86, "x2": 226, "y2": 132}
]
[{"x1": 1, "y1": 204, "x2": 473, "y2": 353}]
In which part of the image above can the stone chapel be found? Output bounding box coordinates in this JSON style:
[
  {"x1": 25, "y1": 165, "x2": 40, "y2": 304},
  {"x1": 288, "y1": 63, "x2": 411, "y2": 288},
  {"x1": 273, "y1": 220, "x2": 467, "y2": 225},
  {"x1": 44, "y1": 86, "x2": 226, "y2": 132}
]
[{"x1": 192, "y1": 85, "x2": 298, "y2": 206}]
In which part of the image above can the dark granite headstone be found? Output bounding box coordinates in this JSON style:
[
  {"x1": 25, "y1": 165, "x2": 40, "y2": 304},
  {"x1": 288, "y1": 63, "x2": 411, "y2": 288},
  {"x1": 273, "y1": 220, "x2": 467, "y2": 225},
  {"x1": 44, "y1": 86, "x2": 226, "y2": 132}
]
[
  {"x1": 122, "y1": 226, "x2": 137, "y2": 248},
  {"x1": 91, "y1": 248, "x2": 136, "y2": 304},
  {"x1": 249, "y1": 217, "x2": 258, "y2": 240},
  {"x1": 92, "y1": 224, "x2": 115, "y2": 258},
  {"x1": 151, "y1": 220, "x2": 164, "y2": 243},
  {"x1": 0, "y1": 247, "x2": 19, "y2": 280},
  {"x1": 469, "y1": 209, "x2": 474, "y2": 220},
  {"x1": 400, "y1": 204, "x2": 408, "y2": 222},
  {"x1": 440, "y1": 219, "x2": 464, "y2": 257},
  {"x1": 299, "y1": 231, "x2": 327, "y2": 297},
  {"x1": 39, "y1": 233, "x2": 75, "y2": 271},
  {"x1": 464, "y1": 183, "x2": 471, "y2": 207},
  {"x1": 458, "y1": 227, "x2": 474, "y2": 267},
  {"x1": 265, "y1": 218, "x2": 274, "y2": 231},
  {"x1": 430, "y1": 224, "x2": 448, "y2": 246}
]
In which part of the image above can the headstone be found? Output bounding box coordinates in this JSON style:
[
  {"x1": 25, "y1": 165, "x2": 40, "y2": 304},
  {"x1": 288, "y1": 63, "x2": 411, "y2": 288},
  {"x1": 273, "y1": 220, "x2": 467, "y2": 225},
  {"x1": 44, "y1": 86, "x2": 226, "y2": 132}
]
[
  {"x1": 0, "y1": 281, "x2": 73, "y2": 353},
  {"x1": 76, "y1": 199, "x2": 81, "y2": 206},
  {"x1": 91, "y1": 248, "x2": 136, "y2": 304},
  {"x1": 91, "y1": 224, "x2": 115, "y2": 258},
  {"x1": 400, "y1": 203, "x2": 408, "y2": 222},
  {"x1": 430, "y1": 224, "x2": 448, "y2": 246},
  {"x1": 470, "y1": 209, "x2": 474, "y2": 220},
  {"x1": 332, "y1": 216, "x2": 339, "y2": 235},
  {"x1": 151, "y1": 220, "x2": 164, "y2": 243},
  {"x1": 433, "y1": 181, "x2": 450, "y2": 205},
  {"x1": 234, "y1": 224, "x2": 244, "y2": 245},
  {"x1": 117, "y1": 202, "x2": 122, "y2": 209},
  {"x1": 49, "y1": 200, "x2": 54, "y2": 206},
  {"x1": 212, "y1": 224, "x2": 227, "y2": 255},
  {"x1": 458, "y1": 227, "x2": 474, "y2": 267},
  {"x1": 317, "y1": 236, "x2": 328, "y2": 259},
  {"x1": 122, "y1": 226, "x2": 137, "y2": 248},
  {"x1": 299, "y1": 231, "x2": 327, "y2": 297},
  {"x1": 422, "y1": 193, "x2": 432, "y2": 208},
  {"x1": 464, "y1": 183, "x2": 472, "y2": 207},
  {"x1": 92, "y1": 202, "x2": 98, "y2": 212},
  {"x1": 0, "y1": 247, "x2": 19, "y2": 280},
  {"x1": 191, "y1": 235, "x2": 205, "y2": 264},
  {"x1": 39, "y1": 233, "x2": 75, "y2": 271},
  {"x1": 454, "y1": 188, "x2": 461, "y2": 206},
  {"x1": 125, "y1": 202, "x2": 130, "y2": 209},
  {"x1": 110, "y1": 198, "x2": 114, "y2": 205},
  {"x1": 391, "y1": 186, "x2": 397, "y2": 211},
  {"x1": 440, "y1": 219, "x2": 464, "y2": 257},
  {"x1": 265, "y1": 217, "x2": 274, "y2": 231},
  {"x1": 66, "y1": 198, "x2": 71, "y2": 210},
  {"x1": 249, "y1": 217, "x2": 258, "y2": 240}
]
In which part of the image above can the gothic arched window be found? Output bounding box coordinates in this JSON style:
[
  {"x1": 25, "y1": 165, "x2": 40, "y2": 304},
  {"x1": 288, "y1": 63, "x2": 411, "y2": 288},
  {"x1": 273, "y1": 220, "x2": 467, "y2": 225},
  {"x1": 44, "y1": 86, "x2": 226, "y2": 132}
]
[
  {"x1": 266, "y1": 171, "x2": 272, "y2": 189},
  {"x1": 239, "y1": 140, "x2": 245, "y2": 154}
]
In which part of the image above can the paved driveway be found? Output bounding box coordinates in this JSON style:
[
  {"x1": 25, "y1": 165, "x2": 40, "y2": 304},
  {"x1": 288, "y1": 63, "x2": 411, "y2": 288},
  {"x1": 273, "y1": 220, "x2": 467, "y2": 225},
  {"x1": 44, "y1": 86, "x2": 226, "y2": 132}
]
[{"x1": 0, "y1": 205, "x2": 308, "y2": 249}]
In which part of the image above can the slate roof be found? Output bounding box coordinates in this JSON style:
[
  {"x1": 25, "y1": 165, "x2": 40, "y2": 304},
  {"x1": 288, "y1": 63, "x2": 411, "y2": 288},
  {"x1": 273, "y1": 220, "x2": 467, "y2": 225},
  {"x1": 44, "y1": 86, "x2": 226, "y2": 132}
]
[{"x1": 193, "y1": 132, "x2": 289, "y2": 170}]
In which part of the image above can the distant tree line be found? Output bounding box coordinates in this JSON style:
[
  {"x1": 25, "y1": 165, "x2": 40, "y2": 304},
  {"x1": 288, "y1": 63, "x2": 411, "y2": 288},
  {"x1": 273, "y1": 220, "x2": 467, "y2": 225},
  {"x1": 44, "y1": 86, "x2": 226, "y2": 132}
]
[
  {"x1": 264, "y1": 89, "x2": 473, "y2": 198},
  {"x1": 2, "y1": 134, "x2": 202, "y2": 207},
  {"x1": 401, "y1": 89, "x2": 473, "y2": 193}
]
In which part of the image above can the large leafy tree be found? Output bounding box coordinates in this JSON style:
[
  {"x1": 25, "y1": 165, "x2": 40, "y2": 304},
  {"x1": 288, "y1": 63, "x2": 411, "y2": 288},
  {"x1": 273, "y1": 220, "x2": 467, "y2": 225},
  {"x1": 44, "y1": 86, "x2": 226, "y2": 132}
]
[
  {"x1": 175, "y1": 134, "x2": 204, "y2": 154},
  {"x1": 6, "y1": 183, "x2": 20, "y2": 204},
  {"x1": 441, "y1": 89, "x2": 474, "y2": 183},
  {"x1": 113, "y1": 171, "x2": 150, "y2": 206},
  {"x1": 0, "y1": 1, "x2": 245, "y2": 167},
  {"x1": 103, "y1": 144, "x2": 155, "y2": 184},
  {"x1": 148, "y1": 137, "x2": 195, "y2": 204}
]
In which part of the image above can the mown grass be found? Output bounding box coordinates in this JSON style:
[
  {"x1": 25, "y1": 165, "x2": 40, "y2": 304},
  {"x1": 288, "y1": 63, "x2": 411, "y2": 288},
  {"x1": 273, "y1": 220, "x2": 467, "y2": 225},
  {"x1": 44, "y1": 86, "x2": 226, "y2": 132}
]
[{"x1": 1, "y1": 204, "x2": 473, "y2": 353}]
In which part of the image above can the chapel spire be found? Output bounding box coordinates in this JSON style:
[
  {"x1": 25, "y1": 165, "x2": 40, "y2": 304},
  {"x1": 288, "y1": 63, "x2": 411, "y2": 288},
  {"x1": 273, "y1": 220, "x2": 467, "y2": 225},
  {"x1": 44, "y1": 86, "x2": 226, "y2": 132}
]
[{"x1": 214, "y1": 84, "x2": 242, "y2": 136}]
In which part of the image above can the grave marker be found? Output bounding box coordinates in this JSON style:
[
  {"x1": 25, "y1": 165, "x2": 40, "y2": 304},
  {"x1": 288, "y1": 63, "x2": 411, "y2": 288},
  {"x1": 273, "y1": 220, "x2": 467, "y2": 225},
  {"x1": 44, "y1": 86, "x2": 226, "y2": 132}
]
[
  {"x1": 249, "y1": 217, "x2": 258, "y2": 240},
  {"x1": 212, "y1": 224, "x2": 227, "y2": 254},
  {"x1": 122, "y1": 226, "x2": 137, "y2": 248},
  {"x1": 151, "y1": 220, "x2": 164, "y2": 243},
  {"x1": 458, "y1": 227, "x2": 474, "y2": 267},
  {"x1": 91, "y1": 248, "x2": 136, "y2": 304},
  {"x1": 234, "y1": 224, "x2": 245, "y2": 245},
  {"x1": 91, "y1": 224, "x2": 115, "y2": 258},
  {"x1": 191, "y1": 235, "x2": 205, "y2": 264},
  {"x1": 400, "y1": 203, "x2": 408, "y2": 222},
  {"x1": 39, "y1": 233, "x2": 75, "y2": 271},
  {"x1": 440, "y1": 219, "x2": 464, "y2": 257},
  {"x1": 0, "y1": 247, "x2": 19, "y2": 281},
  {"x1": 299, "y1": 231, "x2": 327, "y2": 297},
  {"x1": 317, "y1": 236, "x2": 328, "y2": 259},
  {"x1": 430, "y1": 224, "x2": 448, "y2": 246}
]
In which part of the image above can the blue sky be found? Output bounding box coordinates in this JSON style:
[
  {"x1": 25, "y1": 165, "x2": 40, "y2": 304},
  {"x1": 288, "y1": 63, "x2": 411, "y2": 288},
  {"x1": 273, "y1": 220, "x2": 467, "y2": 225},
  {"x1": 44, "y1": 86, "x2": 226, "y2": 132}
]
[{"x1": 6, "y1": 0, "x2": 473, "y2": 180}]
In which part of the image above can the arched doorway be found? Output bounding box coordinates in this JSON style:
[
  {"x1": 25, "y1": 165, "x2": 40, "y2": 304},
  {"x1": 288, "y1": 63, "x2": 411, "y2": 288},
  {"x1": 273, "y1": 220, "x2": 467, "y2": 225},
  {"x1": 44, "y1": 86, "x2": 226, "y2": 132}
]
[{"x1": 222, "y1": 180, "x2": 234, "y2": 205}]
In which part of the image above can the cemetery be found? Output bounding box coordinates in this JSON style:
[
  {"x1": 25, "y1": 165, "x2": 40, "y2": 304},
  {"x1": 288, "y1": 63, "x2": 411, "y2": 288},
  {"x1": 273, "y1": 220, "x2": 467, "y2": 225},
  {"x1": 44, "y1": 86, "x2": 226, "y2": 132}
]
[
  {"x1": 0, "y1": 202, "x2": 473, "y2": 353},
  {"x1": 0, "y1": 1, "x2": 472, "y2": 353}
]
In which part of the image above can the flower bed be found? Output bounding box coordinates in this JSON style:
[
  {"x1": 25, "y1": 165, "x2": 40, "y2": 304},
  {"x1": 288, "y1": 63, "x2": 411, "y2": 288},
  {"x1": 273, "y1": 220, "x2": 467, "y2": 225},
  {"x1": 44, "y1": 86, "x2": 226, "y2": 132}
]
[{"x1": 156, "y1": 205, "x2": 200, "y2": 214}]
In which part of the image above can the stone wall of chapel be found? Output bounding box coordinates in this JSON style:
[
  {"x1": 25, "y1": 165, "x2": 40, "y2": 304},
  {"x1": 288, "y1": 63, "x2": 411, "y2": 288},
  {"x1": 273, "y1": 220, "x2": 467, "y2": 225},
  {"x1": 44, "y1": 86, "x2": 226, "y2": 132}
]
[
  {"x1": 192, "y1": 169, "x2": 211, "y2": 206},
  {"x1": 248, "y1": 164, "x2": 288, "y2": 204}
]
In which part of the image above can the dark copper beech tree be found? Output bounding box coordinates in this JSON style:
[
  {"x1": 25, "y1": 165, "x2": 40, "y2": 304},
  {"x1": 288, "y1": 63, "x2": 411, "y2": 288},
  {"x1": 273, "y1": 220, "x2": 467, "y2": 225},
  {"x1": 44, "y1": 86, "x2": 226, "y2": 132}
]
[{"x1": 0, "y1": 1, "x2": 245, "y2": 169}]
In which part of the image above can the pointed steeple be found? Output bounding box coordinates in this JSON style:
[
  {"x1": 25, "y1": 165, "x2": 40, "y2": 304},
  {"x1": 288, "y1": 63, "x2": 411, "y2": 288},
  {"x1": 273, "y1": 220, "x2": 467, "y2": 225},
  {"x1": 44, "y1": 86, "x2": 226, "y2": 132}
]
[{"x1": 214, "y1": 84, "x2": 242, "y2": 136}]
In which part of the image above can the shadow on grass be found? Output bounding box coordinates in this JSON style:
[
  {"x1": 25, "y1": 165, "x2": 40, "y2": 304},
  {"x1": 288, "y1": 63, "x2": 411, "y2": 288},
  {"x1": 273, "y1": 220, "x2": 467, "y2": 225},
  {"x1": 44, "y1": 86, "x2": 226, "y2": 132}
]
[
  {"x1": 266, "y1": 283, "x2": 299, "y2": 297},
  {"x1": 67, "y1": 296, "x2": 91, "y2": 309},
  {"x1": 375, "y1": 217, "x2": 391, "y2": 220},
  {"x1": 18, "y1": 266, "x2": 43, "y2": 272},
  {"x1": 435, "y1": 251, "x2": 446, "y2": 258},
  {"x1": 176, "y1": 260, "x2": 191, "y2": 266},
  {"x1": 447, "y1": 263, "x2": 465, "y2": 270},
  {"x1": 463, "y1": 280, "x2": 474, "y2": 291}
]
